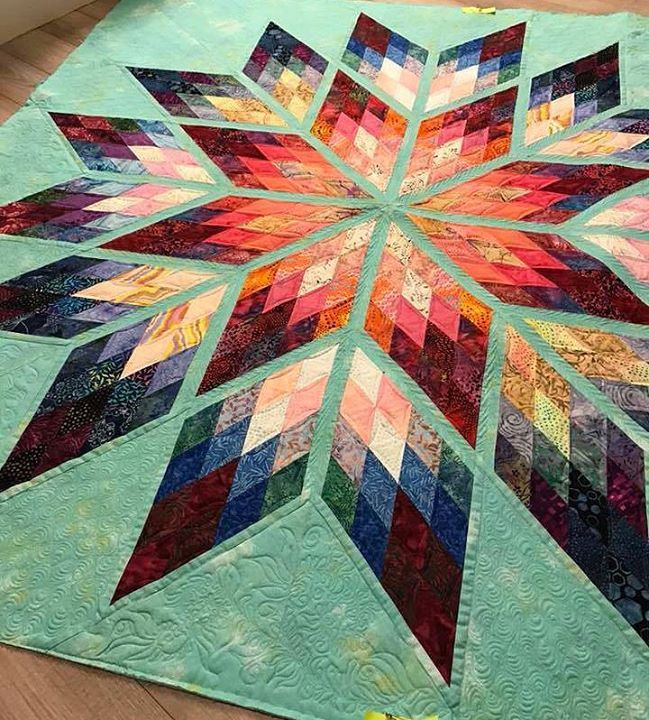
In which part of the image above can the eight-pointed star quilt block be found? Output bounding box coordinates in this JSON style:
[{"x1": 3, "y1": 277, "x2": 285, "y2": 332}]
[{"x1": 2, "y1": 5, "x2": 649, "y2": 720}]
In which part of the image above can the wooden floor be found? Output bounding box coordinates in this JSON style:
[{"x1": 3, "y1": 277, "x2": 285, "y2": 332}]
[
  {"x1": 0, "y1": 0, "x2": 117, "y2": 122},
  {"x1": 1, "y1": 0, "x2": 648, "y2": 122},
  {"x1": 0, "y1": 644, "x2": 277, "y2": 720},
  {"x1": 0, "y1": 0, "x2": 647, "y2": 717}
]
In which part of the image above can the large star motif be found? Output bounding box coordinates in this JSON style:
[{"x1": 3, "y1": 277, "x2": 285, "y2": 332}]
[{"x1": 1, "y1": 11, "x2": 648, "y2": 688}]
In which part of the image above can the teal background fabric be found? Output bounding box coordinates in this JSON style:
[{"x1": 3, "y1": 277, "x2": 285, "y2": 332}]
[{"x1": 0, "y1": 2, "x2": 648, "y2": 719}]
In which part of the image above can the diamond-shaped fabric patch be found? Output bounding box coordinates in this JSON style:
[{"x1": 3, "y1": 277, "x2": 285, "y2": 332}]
[
  {"x1": 408, "y1": 216, "x2": 649, "y2": 323},
  {"x1": 0, "y1": 286, "x2": 225, "y2": 492},
  {"x1": 113, "y1": 345, "x2": 337, "y2": 601},
  {"x1": 426, "y1": 22, "x2": 526, "y2": 111},
  {"x1": 416, "y1": 161, "x2": 649, "y2": 223},
  {"x1": 243, "y1": 22, "x2": 328, "y2": 120},
  {"x1": 585, "y1": 193, "x2": 649, "y2": 232},
  {"x1": 322, "y1": 348, "x2": 474, "y2": 683},
  {"x1": 342, "y1": 13, "x2": 427, "y2": 110},
  {"x1": 582, "y1": 234, "x2": 649, "y2": 285},
  {"x1": 401, "y1": 86, "x2": 517, "y2": 194},
  {"x1": 365, "y1": 224, "x2": 491, "y2": 445},
  {"x1": 311, "y1": 70, "x2": 407, "y2": 191},
  {"x1": 0, "y1": 255, "x2": 211, "y2": 338},
  {"x1": 0, "y1": 177, "x2": 205, "y2": 243},
  {"x1": 529, "y1": 320, "x2": 649, "y2": 431},
  {"x1": 540, "y1": 109, "x2": 649, "y2": 161},
  {"x1": 198, "y1": 220, "x2": 374, "y2": 394},
  {"x1": 127, "y1": 67, "x2": 286, "y2": 125},
  {"x1": 495, "y1": 327, "x2": 649, "y2": 644},
  {"x1": 50, "y1": 113, "x2": 214, "y2": 183},
  {"x1": 525, "y1": 44, "x2": 620, "y2": 145},
  {"x1": 102, "y1": 196, "x2": 360, "y2": 265},
  {"x1": 182, "y1": 126, "x2": 367, "y2": 198}
]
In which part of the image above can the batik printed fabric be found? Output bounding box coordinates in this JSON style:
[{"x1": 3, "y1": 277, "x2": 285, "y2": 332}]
[
  {"x1": 342, "y1": 13, "x2": 428, "y2": 110},
  {"x1": 113, "y1": 346, "x2": 337, "y2": 600},
  {"x1": 50, "y1": 113, "x2": 215, "y2": 183},
  {"x1": 243, "y1": 22, "x2": 328, "y2": 120},
  {"x1": 582, "y1": 233, "x2": 649, "y2": 284},
  {"x1": 426, "y1": 22, "x2": 525, "y2": 110},
  {"x1": 417, "y1": 161, "x2": 649, "y2": 222},
  {"x1": 181, "y1": 125, "x2": 367, "y2": 197},
  {"x1": 525, "y1": 45, "x2": 621, "y2": 144},
  {"x1": 311, "y1": 70, "x2": 407, "y2": 191},
  {"x1": 0, "y1": 286, "x2": 225, "y2": 491},
  {"x1": 127, "y1": 67, "x2": 287, "y2": 125},
  {"x1": 198, "y1": 221, "x2": 373, "y2": 393},
  {"x1": 527, "y1": 321, "x2": 649, "y2": 432},
  {"x1": 540, "y1": 109, "x2": 649, "y2": 161},
  {"x1": 585, "y1": 193, "x2": 649, "y2": 232},
  {"x1": 101, "y1": 196, "x2": 360, "y2": 265},
  {"x1": 322, "y1": 349, "x2": 474, "y2": 683},
  {"x1": 495, "y1": 328, "x2": 649, "y2": 643},
  {"x1": 408, "y1": 216, "x2": 649, "y2": 324},
  {"x1": 2, "y1": 5, "x2": 649, "y2": 720},
  {"x1": 365, "y1": 224, "x2": 492, "y2": 446},
  {"x1": 0, "y1": 177, "x2": 205, "y2": 242},
  {"x1": 401, "y1": 87, "x2": 517, "y2": 193},
  {"x1": 0, "y1": 256, "x2": 211, "y2": 338}
]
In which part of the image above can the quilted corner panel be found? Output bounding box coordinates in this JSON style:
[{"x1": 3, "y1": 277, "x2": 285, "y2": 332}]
[{"x1": 0, "y1": 2, "x2": 649, "y2": 720}]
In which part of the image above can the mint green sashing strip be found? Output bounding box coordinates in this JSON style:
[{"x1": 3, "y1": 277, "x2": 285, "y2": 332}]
[
  {"x1": 1, "y1": 2, "x2": 649, "y2": 720},
  {"x1": 474, "y1": 311, "x2": 508, "y2": 471},
  {"x1": 302, "y1": 217, "x2": 390, "y2": 499}
]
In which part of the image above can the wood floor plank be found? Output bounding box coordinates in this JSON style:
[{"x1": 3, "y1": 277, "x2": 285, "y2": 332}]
[
  {"x1": 2, "y1": 29, "x2": 76, "y2": 74},
  {"x1": 42, "y1": 10, "x2": 97, "y2": 45},
  {"x1": 143, "y1": 683, "x2": 281, "y2": 720},
  {"x1": 0, "y1": 49, "x2": 47, "y2": 106},
  {"x1": 79, "y1": 0, "x2": 121, "y2": 21},
  {"x1": 0, "y1": 645, "x2": 174, "y2": 720}
]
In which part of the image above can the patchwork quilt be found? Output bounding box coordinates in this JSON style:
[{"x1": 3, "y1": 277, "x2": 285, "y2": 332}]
[{"x1": 0, "y1": 1, "x2": 648, "y2": 719}]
